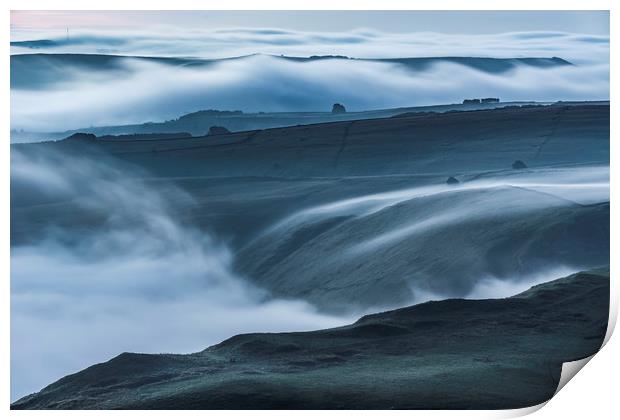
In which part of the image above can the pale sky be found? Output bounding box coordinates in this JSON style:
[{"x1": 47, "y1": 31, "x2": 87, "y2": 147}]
[{"x1": 11, "y1": 10, "x2": 610, "y2": 36}]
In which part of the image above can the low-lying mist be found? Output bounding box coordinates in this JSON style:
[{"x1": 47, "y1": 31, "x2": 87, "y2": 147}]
[
  {"x1": 11, "y1": 54, "x2": 609, "y2": 133},
  {"x1": 10, "y1": 150, "x2": 354, "y2": 401},
  {"x1": 263, "y1": 165, "x2": 609, "y2": 239},
  {"x1": 244, "y1": 165, "x2": 608, "y2": 307}
]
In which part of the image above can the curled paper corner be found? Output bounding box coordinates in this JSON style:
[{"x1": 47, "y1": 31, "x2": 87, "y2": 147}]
[
  {"x1": 503, "y1": 356, "x2": 597, "y2": 418},
  {"x1": 554, "y1": 355, "x2": 595, "y2": 396},
  {"x1": 474, "y1": 353, "x2": 600, "y2": 419},
  {"x1": 602, "y1": 300, "x2": 617, "y2": 347},
  {"x1": 500, "y1": 401, "x2": 548, "y2": 418}
]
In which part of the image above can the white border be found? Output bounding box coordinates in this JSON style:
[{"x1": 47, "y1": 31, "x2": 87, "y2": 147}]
[{"x1": 3, "y1": 2, "x2": 616, "y2": 419}]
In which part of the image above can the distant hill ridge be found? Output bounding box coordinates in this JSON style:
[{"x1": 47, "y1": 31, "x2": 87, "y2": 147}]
[{"x1": 12, "y1": 100, "x2": 575, "y2": 143}]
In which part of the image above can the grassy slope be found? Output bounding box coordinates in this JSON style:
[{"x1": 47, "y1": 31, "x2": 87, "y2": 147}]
[
  {"x1": 76, "y1": 104, "x2": 612, "y2": 177},
  {"x1": 12, "y1": 104, "x2": 609, "y2": 177}
]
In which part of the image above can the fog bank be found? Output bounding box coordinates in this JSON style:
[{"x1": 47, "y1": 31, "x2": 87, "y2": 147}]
[{"x1": 10, "y1": 150, "x2": 353, "y2": 400}]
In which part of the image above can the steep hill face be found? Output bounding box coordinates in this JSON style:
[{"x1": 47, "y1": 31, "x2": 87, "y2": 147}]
[
  {"x1": 12, "y1": 268, "x2": 609, "y2": 409},
  {"x1": 236, "y1": 188, "x2": 609, "y2": 311}
]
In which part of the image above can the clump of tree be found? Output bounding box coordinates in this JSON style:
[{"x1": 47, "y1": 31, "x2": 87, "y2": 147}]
[
  {"x1": 178, "y1": 109, "x2": 243, "y2": 122},
  {"x1": 63, "y1": 132, "x2": 97, "y2": 142},
  {"x1": 462, "y1": 98, "x2": 500, "y2": 104},
  {"x1": 332, "y1": 103, "x2": 346, "y2": 114},
  {"x1": 207, "y1": 126, "x2": 231, "y2": 136}
]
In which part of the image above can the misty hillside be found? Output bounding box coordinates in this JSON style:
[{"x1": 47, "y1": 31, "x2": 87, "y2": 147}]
[
  {"x1": 11, "y1": 268, "x2": 609, "y2": 409},
  {"x1": 11, "y1": 103, "x2": 610, "y2": 312},
  {"x1": 236, "y1": 189, "x2": 608, "y2": 310}
]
